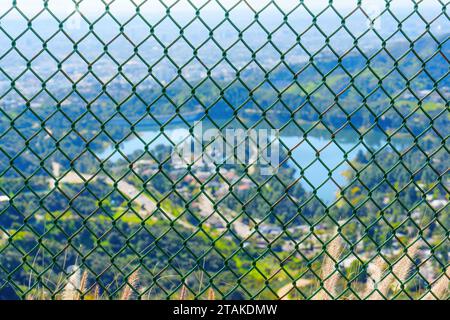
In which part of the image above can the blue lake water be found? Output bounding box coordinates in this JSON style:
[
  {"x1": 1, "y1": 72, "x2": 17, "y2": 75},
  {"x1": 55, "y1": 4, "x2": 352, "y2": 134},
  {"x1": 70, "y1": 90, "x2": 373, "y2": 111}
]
[{"x1": 99, "y1": 127, "x2": 410, "y2": 203}]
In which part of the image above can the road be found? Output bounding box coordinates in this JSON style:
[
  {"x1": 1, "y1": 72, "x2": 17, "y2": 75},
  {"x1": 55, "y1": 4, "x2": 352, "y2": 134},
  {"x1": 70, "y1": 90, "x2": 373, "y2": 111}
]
[
  {"x1": 50, "y1": 162, "x2": 252, "y2": 234},
  {"x1": 104, "y1": 177, "x2": 195, "y2": 230},
  {"x1": 277, "y1": 279, "x2": 314, "y2": 300},
  {"x1": 196, "y1": 193, "x2": 254, "y2": 238}
]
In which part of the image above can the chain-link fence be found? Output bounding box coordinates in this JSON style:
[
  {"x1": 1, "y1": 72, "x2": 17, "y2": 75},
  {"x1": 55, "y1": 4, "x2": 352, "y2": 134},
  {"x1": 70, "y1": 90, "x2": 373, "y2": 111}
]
[{"x1": 0, "y1": 0, "x2": 448, "y2": 300}]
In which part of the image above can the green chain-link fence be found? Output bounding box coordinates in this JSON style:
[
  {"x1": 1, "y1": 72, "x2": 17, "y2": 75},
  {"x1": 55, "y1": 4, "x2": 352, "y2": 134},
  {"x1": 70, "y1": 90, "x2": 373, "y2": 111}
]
[{"x1": 0, "y1": 0, "x2": 448, "y2": 300}]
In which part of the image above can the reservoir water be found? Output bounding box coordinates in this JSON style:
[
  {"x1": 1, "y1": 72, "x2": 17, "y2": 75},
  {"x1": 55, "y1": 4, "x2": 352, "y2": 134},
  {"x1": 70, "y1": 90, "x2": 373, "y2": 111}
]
[{"x1": 99, "y1": 126, "x2": 411, "y2": 203}]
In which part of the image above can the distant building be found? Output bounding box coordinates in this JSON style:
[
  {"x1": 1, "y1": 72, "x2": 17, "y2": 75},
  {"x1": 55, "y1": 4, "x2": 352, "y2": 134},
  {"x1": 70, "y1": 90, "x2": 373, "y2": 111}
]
[
  {"x1": 237, "y1": 184, "x2": 251, "y2": 191},
  {"x1": 258, "y1": 225, "x2": 282, "y2": 236},
  {"x1": 411, "y1": 210, "x2": 422, "y2": 220},
  {"x1": 0, "y1": 195, "x2": 9, "y2": 203},
  {"x1": 429, "y1": 199, "x2": 448, "y2": 210}
]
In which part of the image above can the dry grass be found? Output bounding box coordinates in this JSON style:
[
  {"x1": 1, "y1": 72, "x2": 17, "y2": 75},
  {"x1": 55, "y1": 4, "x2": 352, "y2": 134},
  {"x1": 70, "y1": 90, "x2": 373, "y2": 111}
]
[
  {"x1": 62, "y1": 268, "x2": 81, "y2": 300},
  {"x1": 207, "y1": 288, "x2": 216, "y2": 300},
  {"x1": 362, "y1": 241, "x2": 421, "y2": 300},
  {"x1": 72, "y1": 270, "x2": 88, "y2": 300},
  {"x1": 315, "y1": 233, "x2": 344, "y2": 300},
  {"x1": 423, "y1": 269, "x2": 449, "y2": 300},
  {"x1": 179, "y1": 284, "x2": 188, "y2": 300},
  {"x1": 278, "y1": 279, "x2": 314, "y2": 300},
  {"x1": 120, "y1": 270, "x2": 140, "y2": 300},
  {"x1": 93, "y1": 284, "x2": 100, "y2": 300},
  {"x1": 362, "y1": 240, "x2": 421, "y2": 300},
  {"x1": 390, "y1": 241, "x2": 421, "y2": 292},
  {"x1": 303, "y1": 236, "x2": 428, "y2": 301},
  {"x1": 179, "y1": 284, "x2": 187, "y2": 300},
  {"x1": 27, "y1": 236, "x2": 445, "y2": 301},
  {"x1": 363, "y1": 256, "x2": 388, "y2": 299}
]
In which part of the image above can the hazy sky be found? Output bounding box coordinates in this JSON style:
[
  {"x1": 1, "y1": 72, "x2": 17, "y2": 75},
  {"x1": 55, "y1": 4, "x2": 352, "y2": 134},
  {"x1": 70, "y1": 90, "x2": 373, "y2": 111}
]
[{"x1": 1, "y1": 0, "x2": 439, "y2": 18}]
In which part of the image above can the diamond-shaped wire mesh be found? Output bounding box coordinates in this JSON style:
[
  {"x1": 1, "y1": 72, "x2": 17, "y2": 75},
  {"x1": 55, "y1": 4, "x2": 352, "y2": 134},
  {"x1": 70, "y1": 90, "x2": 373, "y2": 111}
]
[{"x1": 0, "y1": 0, "x2": 448, "y2": 300}]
